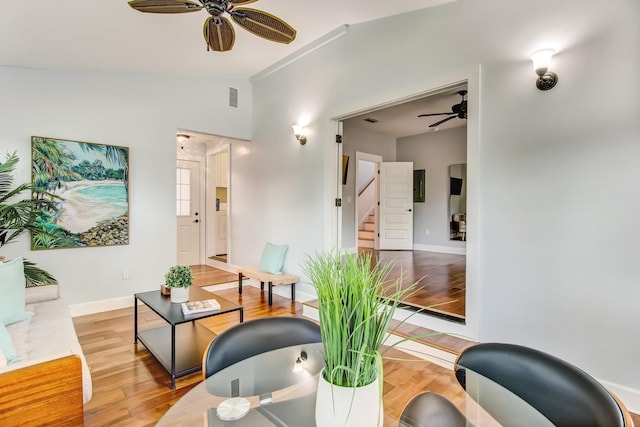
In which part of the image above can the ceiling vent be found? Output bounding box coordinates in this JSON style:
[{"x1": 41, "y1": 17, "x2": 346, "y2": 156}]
[
  {"x1": 228, "y1": 87, "x2": 239, "y2": 108},
  {"x1": 364, "y1": 117, "x2": 378, "y2": 123}
]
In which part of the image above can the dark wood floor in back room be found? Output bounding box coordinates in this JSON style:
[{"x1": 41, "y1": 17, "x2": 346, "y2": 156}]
[
  {"x1": 364, "y1": 249, "x2": 466, "y2": 320},
  {"x1": 74, "y1": 265, "x2": 639, "y2": 426}
]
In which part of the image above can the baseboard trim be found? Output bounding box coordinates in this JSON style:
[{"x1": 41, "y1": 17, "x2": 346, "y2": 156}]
[
  {"x1": 70, "y1": 296, "x2": 133, "y2": 317},
  {"x1": 599, "y1": 379, "x2": 640, "y2": 415},
  {"x1": 414, "y1": 243, "x2": 466, "y2": 255},
  {"x1": 344, "y1": 245, "x2": 465, "y2": 255}
]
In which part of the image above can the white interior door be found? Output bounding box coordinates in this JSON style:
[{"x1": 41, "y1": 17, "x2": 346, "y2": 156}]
[
  {"x1": 176, "y1": 160, "x2": 200, "y2": 266},
  {"x1": 379, "y1": 162, "x2": 414, "y2": 250}
]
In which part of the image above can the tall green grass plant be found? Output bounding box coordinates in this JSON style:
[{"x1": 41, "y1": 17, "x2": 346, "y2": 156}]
[{"x1": 303, "y1": 250, "x2": 417, "y2": 388}]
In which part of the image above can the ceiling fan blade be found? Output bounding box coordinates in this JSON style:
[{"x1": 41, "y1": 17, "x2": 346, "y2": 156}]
[
  {"x1": 229, "y1": 0, "x2": 259, "y2": 4},
  {"x1": 231, "y1": 8, "x2": 296, "y2": 44},
  {"x1": 203, "y1": 16, "x2": 235, "y2": 52},
  {"x1": 429, "y1": 115, "x2": 458, "y2": 128},
  {"x1": 418, "y1": 112, "x2": 456, "y2": 118},
  {"x1": 128, "y1": 0, "x2": 203, "y2": 13}
]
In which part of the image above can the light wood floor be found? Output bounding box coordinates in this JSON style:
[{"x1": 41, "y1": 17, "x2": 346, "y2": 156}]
[
  {"x1": 75, "y1": 265, "x2": 639, "y2": 426},
  {"x1": 365, "y1": 249, "x2": 466, "y2": 320},
  {"x1": 74, "y1": 265, "x2": 465, "y2": 426}
]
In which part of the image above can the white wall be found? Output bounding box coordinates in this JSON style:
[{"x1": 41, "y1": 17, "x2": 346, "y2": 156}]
[
  {"x1": 356, "y1": 159, "x2": 375, "y2": 195},
  {"x1": 397, "y1": 126, "x2": 467, "y2": 249},
  {"x1": 3, "y1": 0, "x2": 636, "y2": 402},
  {"x1": 243, "y1": 0, "x2": 640, "y2": 399},
  {"x1": 0, "y1": 66, "x2": 251, "y2": 308}
]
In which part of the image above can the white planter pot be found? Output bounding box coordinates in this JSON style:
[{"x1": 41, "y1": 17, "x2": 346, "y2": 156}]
[
  {"x1": 315, "y1": 370, "x2": 383, "y2": 427},
  {"x1": 170, "y1": 286, "x2": 189, "y2": 303}
]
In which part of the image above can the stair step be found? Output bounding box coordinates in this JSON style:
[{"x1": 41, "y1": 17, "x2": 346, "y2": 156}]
[
  {"x1": 362, "y1": 222, "x2": 375, "y2": 231},
  {"x1": 358, "y1": 230, "x2": 375, "y2": 240},
  {"x1": 358, "y1": 239, "x2": 374, "y2": 249}
]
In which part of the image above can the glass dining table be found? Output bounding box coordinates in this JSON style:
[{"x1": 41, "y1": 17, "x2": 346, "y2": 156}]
[{"x1": 156, "y1": 342, "x2": 553, "y2": 426}]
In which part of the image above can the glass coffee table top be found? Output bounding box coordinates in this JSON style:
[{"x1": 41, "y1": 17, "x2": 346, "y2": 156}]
[
  {"x1": 135, "y1": 286, "x2": 243, "y2": 325},
  {"x1": 157, "y1": 342, "x2": 553, "y2": 426}
]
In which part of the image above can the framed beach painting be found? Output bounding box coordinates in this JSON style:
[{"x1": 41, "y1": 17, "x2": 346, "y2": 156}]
[{"x1": 30, "y1": 136, "x2": 129, "y2": 250}]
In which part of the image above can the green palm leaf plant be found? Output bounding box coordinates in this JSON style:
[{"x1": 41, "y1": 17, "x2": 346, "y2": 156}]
[
  {"x1": 0, "y1": 151, "x2": 59, "y2": 286},
  {"x1": 165, "y1": 265, "x2": 194, "y2": 288},
  {"x1": 302, "y1": 250, "x2": 419, "y2": 388}
]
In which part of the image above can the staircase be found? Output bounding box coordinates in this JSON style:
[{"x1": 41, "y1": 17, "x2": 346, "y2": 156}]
[{"x1": 358, "y1": 212, "x2": 375, "y2": 248}]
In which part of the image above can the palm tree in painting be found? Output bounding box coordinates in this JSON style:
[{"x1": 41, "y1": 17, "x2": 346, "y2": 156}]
[
  {"x1": 32, "y1": 137, "x2": 81, "y2": 196},
  {"x1": 77, "y1": 142, "x2": 128, "y2": 195},
  {"x1": 29, "y1": 137, "x2": 129, "y2": 250}
]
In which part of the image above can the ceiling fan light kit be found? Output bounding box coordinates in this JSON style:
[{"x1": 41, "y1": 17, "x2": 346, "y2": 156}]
[{"x1": 128, "y1": 0, "x2": 297, "y2": 52}]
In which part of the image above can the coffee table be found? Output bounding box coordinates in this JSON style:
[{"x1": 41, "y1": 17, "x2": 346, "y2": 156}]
[{"x1": 134, "y1": 286, "x2": 243, "y2": 389}]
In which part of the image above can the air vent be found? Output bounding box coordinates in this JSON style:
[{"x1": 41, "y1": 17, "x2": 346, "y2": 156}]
[
  {"x1": 364, "y1": 118, "x2": 378, "y2": 123},
  {"x1": 228, "y1": 87, "x2": 239, "y2": 108}
]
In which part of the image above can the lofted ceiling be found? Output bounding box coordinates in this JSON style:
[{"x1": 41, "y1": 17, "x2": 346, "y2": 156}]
[{"x1": 0, "y1": 0, "x2": 454, "y2": 79}]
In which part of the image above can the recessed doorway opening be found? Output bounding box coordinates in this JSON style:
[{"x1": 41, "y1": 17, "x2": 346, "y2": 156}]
[
  {"x1": 175, "y1": 129, "x2": 239, "y2": 271},
  {"x1": 337, "y1": 81, "x2": 470, "y2": 324}
]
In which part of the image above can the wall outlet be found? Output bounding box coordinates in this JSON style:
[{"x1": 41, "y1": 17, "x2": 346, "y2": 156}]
[
  {"x1": 425, "y1": 228, "x2": 430, "y2": 235},
  {"x1": 122, "y1": 269, "x2": 130, "y2": 280}
]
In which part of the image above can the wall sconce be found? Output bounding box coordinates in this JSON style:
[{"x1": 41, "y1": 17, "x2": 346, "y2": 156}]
[
  {"x1": 292, "y1": 351, "x2": 308, "y2": 374},
  {"x1": 292, "y1": 124, "x2": 308, "y2": 145},
  {"x1": 530, "y1": 49, "x2": 558, "y2": 91}
]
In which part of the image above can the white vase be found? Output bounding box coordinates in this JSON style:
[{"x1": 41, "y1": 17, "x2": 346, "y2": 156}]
[
  {"x1": 170, "y1": 286, "x2": 189, "y2": 303},
  {"x1": 315, "y1": 370, "x2": 383, "y2": 427}
]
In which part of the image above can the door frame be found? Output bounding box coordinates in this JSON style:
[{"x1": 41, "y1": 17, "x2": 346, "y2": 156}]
[{"x1": 328, "y1": 67, "x2": 480, "y2": 339}]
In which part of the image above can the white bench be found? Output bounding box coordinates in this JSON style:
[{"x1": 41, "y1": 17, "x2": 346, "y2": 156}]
[{"x1": 237, "y1": 267, "x2": 299, "y2": 306}]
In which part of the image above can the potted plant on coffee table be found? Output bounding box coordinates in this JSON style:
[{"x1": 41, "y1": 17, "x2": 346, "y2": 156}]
[
  {"x1": 302, "y1": 250, "x2": 417, "y2": 427},
  {"x1": 164, "y1": 265, "x2": 193, "y2": 303}
]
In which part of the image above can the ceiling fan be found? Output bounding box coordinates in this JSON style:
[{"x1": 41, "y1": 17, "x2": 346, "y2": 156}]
[
  {"x1": 128, "y1": 0, "x2": 296, "y2": 52},
  {"x1": 418, "y1": 90, "x2": 468, "y2": 128}
]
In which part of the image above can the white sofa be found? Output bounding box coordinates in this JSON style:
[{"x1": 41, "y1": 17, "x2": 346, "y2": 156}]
[{"x1": 0, "y1": 284, "x2": 92, "y2": 425}]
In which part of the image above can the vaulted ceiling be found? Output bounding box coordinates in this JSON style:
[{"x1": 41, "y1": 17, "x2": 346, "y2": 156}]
[{"x1": 0, "y1": 0, "x2": 453, "y2": 79}]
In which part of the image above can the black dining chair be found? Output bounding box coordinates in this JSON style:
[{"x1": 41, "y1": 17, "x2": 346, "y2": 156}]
[
  {"x1": 202, "y1": 316, "x2": 321, "y2": 379},
  {"x1": 400, "y1": 391, "x2": 468, "y2": 427},
  {"x1": 455, "y1": 343, "x2": 633, "y2": 427}
]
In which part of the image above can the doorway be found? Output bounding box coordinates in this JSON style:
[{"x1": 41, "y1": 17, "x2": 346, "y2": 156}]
[
  {"x1": 354, "y1": 154, "x2": 379, "y2": 250},
  {"x1": 338, "y1": 82, "x2": 469, "y2": 322},
  {"x1": 206, "y1": 148, "x2": 229, "y2": 263},
  {"x1": 175, "y1": 130, "x2": 234, "y2": 270}
]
